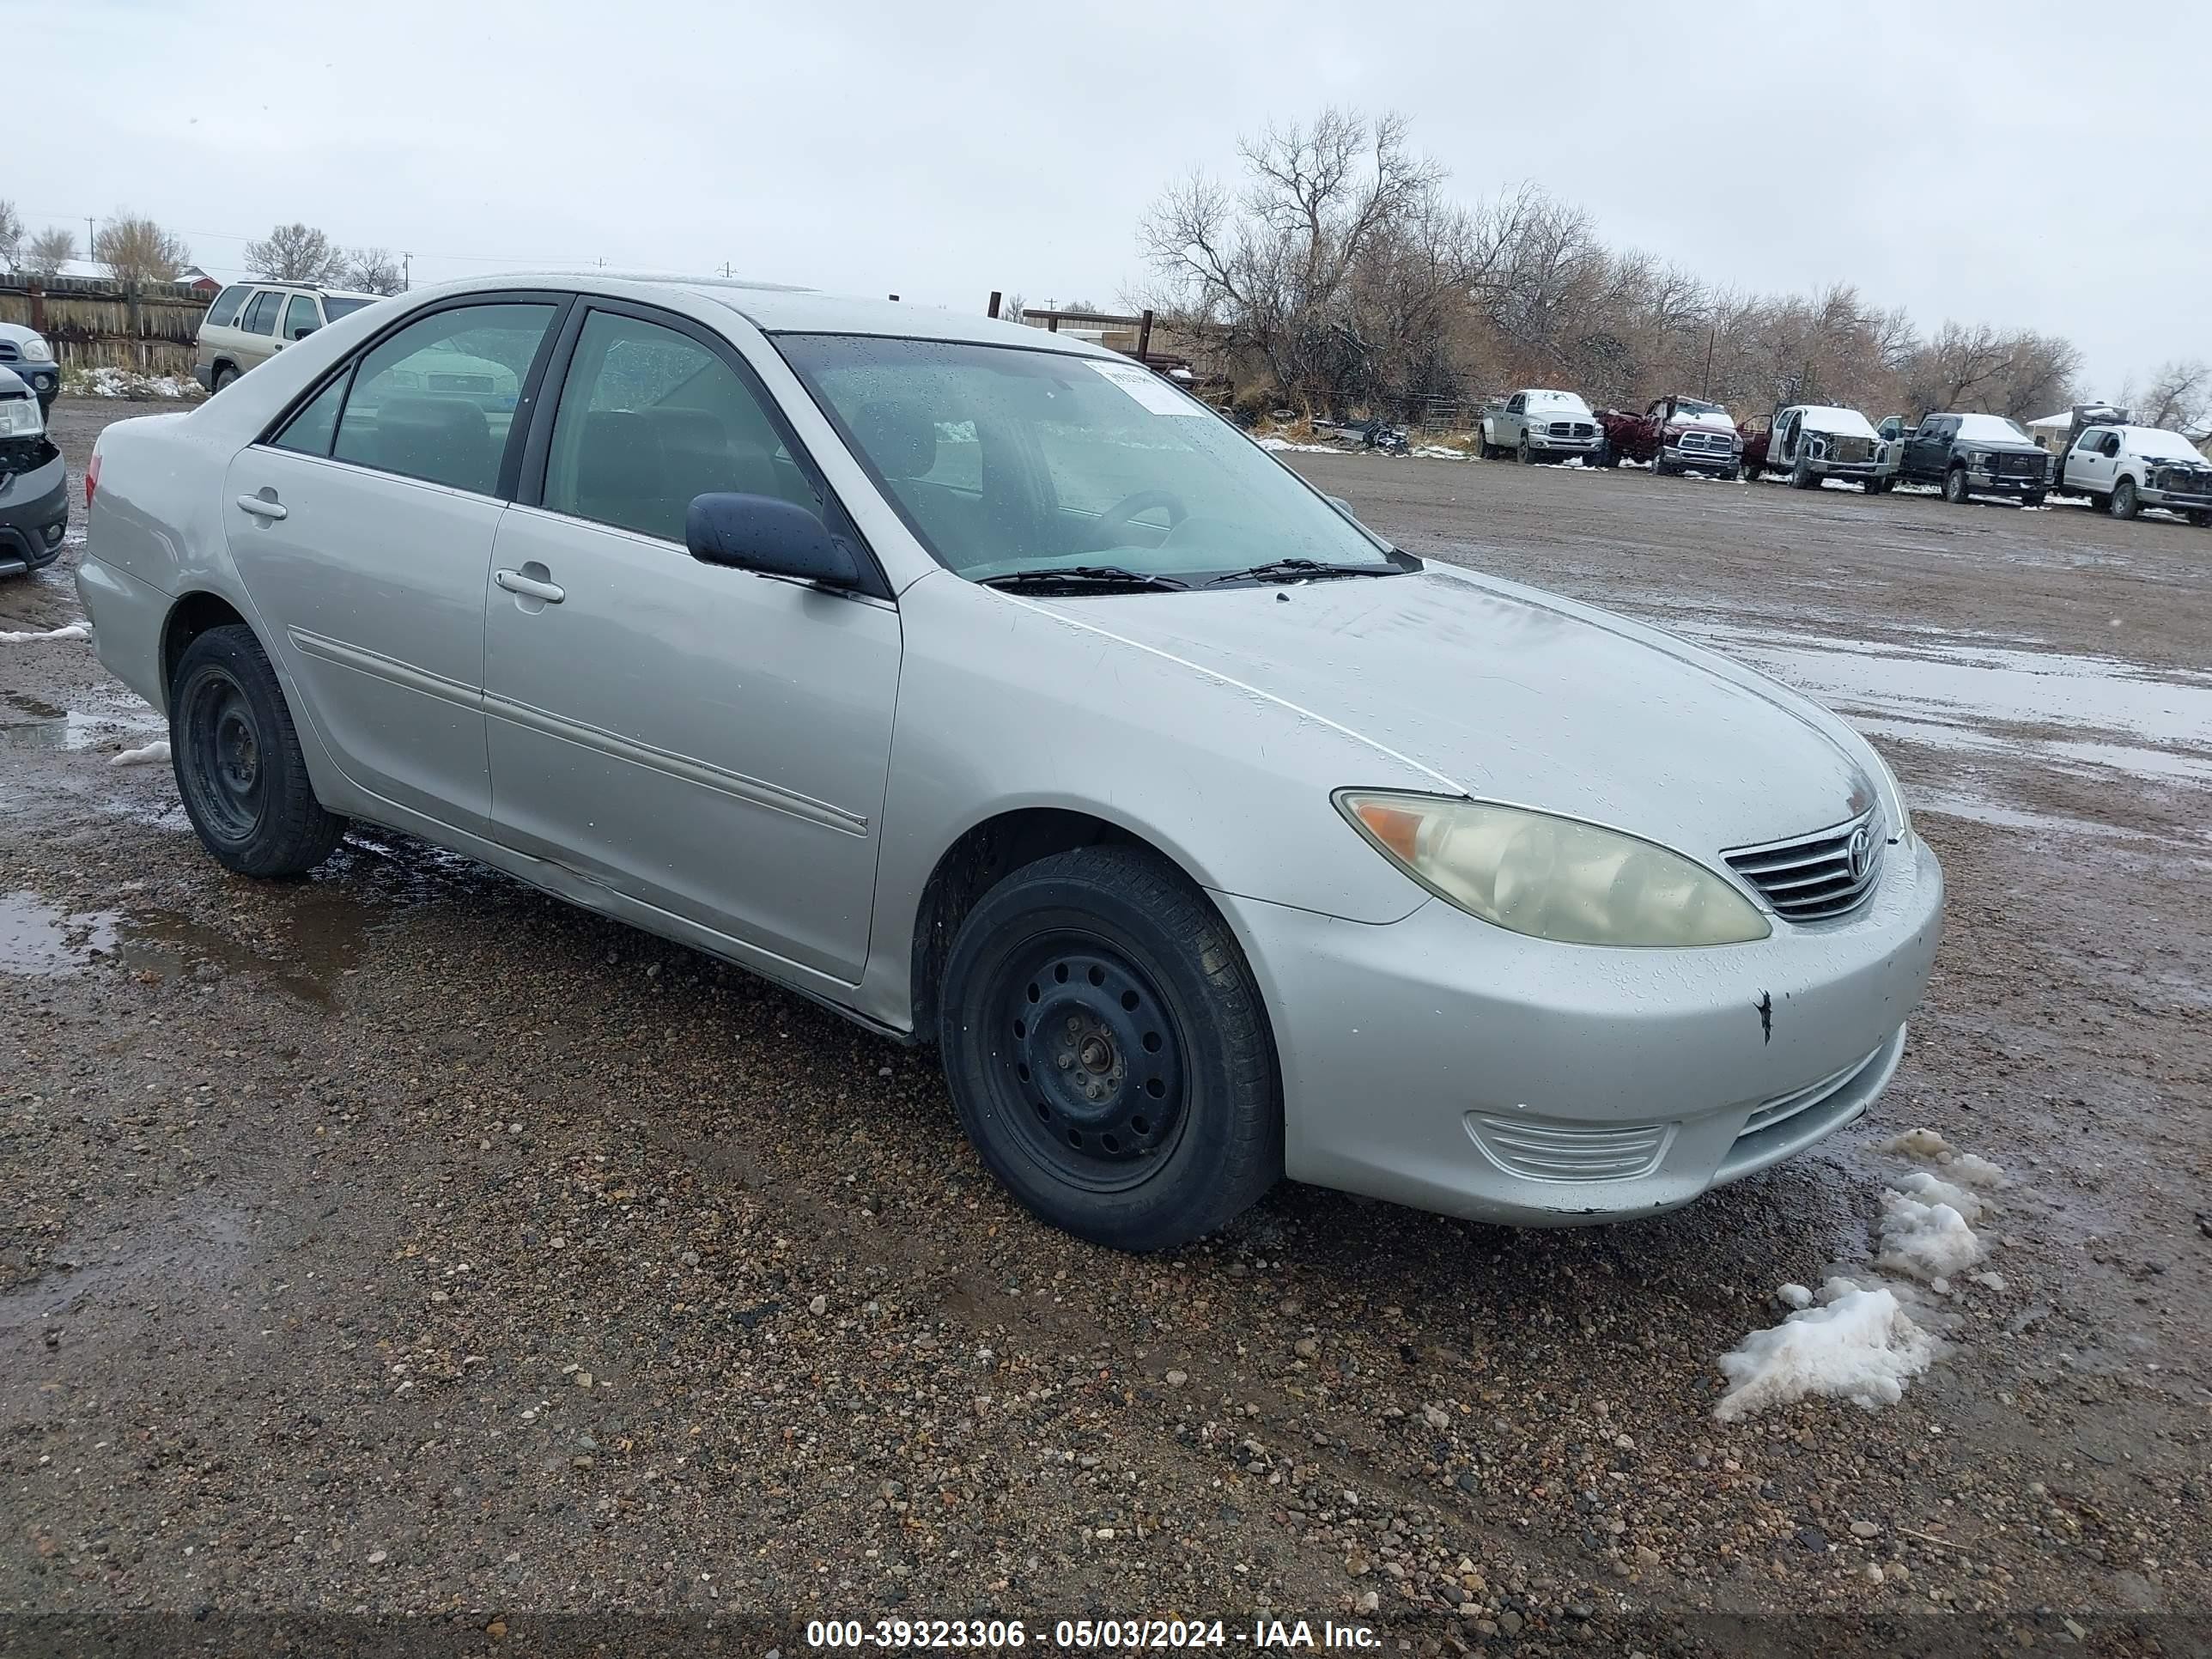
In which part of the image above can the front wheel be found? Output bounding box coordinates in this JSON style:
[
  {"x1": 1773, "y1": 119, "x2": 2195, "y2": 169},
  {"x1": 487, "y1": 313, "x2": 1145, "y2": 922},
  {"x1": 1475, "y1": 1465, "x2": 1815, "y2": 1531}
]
[
  {"x1": 2190, "y1": 509, "x2": 2211, "y2": 529},
  {"x1": 1516, "y1": 435, "x2": 1534, "y2": 465},
  {"x1": 1792, "y1": 458, "x2": 1815, "y2": 489},
  {"x1": 938, "y1": 845, "x2": 1282, "y2": 1251},
  {"x1": 1942, "y1": 466, "x2": 1969, "y2": 504},
  {"x1": 169, "y1": 625, "x2": 346, "y2": 877},
  {"x1": 2110, "y1": 478, "x2": 2140, "y2": 520},
  {"x1": 2022, "y1": 490, "x2": 2045, "y2": 508}
]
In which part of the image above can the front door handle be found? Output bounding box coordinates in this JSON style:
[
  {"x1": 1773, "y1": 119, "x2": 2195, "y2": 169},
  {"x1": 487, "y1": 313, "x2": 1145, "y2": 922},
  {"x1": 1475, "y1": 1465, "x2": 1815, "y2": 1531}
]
[
  {"x1": 495, "y1": 568, "x2": 565, "y2": 604},
  {"x1": 234, "y1": 494, "x2": 287, "y2": 520}
]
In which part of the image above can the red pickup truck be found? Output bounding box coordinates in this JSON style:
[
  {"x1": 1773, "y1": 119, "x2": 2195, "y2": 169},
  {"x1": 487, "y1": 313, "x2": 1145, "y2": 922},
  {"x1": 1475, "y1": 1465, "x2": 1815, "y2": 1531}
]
[{"x1": 1594, "y1": 395, "x2": 1744, "y2": 478}]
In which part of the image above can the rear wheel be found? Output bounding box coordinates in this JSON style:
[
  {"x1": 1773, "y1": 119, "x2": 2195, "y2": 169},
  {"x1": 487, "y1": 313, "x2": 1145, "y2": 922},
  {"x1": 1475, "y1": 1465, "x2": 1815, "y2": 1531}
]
[
  {"x1": 2110, "y1": 477, "x2": 2140, "y2": 520},
  {"x1": 2190, "y1": 509, "x2": 2210, "y2": 528},
  {"x1": 2022, "y1": 489, "x2": 2045, "y2": 508},
  {"x1": 210, "y1": 363, "x2": 239, "y2": 393},
  {"x1": 1942, "y1": 465, "x2": 1969, "y2": 505},
  {"x1": 937, "y1": 845, "x2": 1282, "y2": 1252},
  {"x1": 169, "y1": 625, "x2": 345, "y2": 878}
]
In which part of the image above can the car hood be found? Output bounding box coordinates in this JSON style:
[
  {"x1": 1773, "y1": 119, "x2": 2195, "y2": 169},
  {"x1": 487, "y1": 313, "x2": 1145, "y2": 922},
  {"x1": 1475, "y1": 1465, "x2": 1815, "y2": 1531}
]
[
  {"x1": 1050, "y1": 565, "x2": 1878, "y2": 857},
  {"x1": 1667, "y1": 412, "x2": 1738, "y2": 434}
]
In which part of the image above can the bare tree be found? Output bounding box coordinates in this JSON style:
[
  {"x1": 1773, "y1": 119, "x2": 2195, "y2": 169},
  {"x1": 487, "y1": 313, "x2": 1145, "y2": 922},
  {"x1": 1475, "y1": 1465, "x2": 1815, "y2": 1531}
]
[
  {"x1": 23, "y1": 227, "x2": 76, "y2": 279},
  {"x1": 2134, "y1": 358, "x2": 2210, "y2": 431},
  {"x1": 337, "y1": 246, "x2": 405, "y2": 295},
  {"x1": 94, "y1": 213, "x2": 191, "y2": 343},
  {"x1": 0, "y1": 201, "x2": 21, "y2": 270},
  {"x1": 245, "y1": 222, "x2": 344, "y2": 283}
]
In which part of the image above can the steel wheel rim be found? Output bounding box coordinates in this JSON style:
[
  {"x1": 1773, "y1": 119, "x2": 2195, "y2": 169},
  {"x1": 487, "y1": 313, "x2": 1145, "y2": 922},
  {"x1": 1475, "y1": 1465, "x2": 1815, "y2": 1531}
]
[
  {"x1": 182, "y1": 670, "x2": 264, "y2": 843},
  {"x1": 982, "y1": 930, "x2": 1190, "y2": 1194},
  {"x1": 2113, "y1": 483, "x2": 2132, "y2": 516}
]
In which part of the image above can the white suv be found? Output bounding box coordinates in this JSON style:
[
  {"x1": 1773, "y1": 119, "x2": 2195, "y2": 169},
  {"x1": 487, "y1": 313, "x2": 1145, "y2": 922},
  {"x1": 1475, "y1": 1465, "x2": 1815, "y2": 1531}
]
[{"x1": 194, "y1": 282, "x2": 386, "y2": 392}]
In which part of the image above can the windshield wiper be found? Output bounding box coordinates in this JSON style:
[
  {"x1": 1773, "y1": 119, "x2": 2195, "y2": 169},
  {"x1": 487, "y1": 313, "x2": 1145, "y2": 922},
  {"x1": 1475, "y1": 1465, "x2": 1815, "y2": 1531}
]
[
  {"x1": 980, "y1": 565, "x2": 1189, "y2": 592},
  {"x1": 1206, "y1": 557, "x2": 1399, "y2": 586}
]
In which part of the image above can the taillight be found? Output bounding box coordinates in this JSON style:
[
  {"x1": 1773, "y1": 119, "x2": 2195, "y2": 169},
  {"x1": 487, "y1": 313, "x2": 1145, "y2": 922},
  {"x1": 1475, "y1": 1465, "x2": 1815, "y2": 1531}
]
[{"x1": 85, "y1": 448, "x2": 100, "y2": 512}]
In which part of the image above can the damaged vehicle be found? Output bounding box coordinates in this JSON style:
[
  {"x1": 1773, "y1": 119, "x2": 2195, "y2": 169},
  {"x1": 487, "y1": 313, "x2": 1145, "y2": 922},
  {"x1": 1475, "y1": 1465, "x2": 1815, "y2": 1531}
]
[
  {"x1": 0, "y1": 365, "x2": 69, "y2": 577},
  {"x1": 77, "y1": 274, "x2": 1943, "y2": 1251},
  {"x1": 1595, "y1": 395, "x2": 1743, "y2": 477},
  {"x1": 1893, "y1": 411, "x2": 2051, "y2": 506},
  {"x1": 1480, "y1": 389, "x2": 1604, "y2": 463},
  {"x1": 2057, "y1": 423, "x2": 2212, "y2": 525},
  {"x1": 1741, "y1": 404, "x2": 1897, "y2": 492}
]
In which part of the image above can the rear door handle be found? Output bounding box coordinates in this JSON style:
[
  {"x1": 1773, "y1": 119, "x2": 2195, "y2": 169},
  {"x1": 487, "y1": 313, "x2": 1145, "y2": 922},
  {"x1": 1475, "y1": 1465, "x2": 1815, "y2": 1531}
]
[
  {"x1": 234, "y1": 494, "x2": 287, "y2": 520},
  {"x1": 495, "y1": 568, "x2": 565, "y2": 604}
]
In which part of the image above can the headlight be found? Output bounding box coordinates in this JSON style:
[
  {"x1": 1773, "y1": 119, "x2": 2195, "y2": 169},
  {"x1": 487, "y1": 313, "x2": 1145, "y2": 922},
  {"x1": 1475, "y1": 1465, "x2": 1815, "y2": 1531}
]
[
  {"x1": 0, "y1": 396, "x2": 42, "y2": 438},
  {"x1": 20, "y1": 336, "x2": 53, "y2": 363},
  {"x1": 1966, "y1": 449, "x2": 1990, "y2": 465},
  {"x1": 1336, "y1": 792, "x2": 1771, "y2": 947}
]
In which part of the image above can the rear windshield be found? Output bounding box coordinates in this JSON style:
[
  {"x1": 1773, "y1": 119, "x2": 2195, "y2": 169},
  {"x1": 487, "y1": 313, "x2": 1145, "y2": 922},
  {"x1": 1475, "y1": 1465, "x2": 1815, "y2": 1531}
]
[{"x1": 321, "y1": 296, "x2": 379, "y2": 321}]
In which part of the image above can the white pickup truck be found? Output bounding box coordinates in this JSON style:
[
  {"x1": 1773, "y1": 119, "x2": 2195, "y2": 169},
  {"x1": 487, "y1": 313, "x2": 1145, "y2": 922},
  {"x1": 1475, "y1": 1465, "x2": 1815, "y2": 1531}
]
[
  {"x1": 2056, "y1": 423, "x2": 2212, "y2": 525},
  {"x1": 1480, "y1": 389, "x2": 1603, "y2": 464}
]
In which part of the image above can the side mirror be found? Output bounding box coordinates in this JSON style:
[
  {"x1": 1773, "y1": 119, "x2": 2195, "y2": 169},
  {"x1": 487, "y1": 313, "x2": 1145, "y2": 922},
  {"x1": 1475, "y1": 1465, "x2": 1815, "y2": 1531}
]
[
  {"x1": 685, "y1": 492, "x2": 860, "y2": 588},
  {"x1": 292, "y1": 323, "x2": 319, "y2": 340}
]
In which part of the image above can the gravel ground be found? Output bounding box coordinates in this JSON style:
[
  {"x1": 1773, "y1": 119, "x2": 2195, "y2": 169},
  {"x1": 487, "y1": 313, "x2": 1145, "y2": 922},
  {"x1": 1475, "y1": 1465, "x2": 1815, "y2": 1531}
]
[{"x1": 3, "y1": 403, "x2": 2208, "y2": 1655}]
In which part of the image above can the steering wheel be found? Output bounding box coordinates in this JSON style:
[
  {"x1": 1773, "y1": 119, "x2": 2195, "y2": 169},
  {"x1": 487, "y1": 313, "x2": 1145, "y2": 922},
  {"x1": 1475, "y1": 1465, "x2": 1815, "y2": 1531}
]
[{"x1": 1091, "y1": 489, "x2": 1189, "y2": 549}]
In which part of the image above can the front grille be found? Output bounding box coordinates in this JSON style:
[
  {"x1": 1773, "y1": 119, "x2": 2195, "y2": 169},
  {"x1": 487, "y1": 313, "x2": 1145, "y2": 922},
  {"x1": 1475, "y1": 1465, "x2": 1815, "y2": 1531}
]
[
  {"x1": 1996, "y1": 453, "x2": 2040, "y2": 477},
  {"x1": 1723, "y1": 808, "x2": 1883, "y2": 922},
  {"x1": 1466, "y1": 1114, "x2": 1671, "y2": 1182},
  {"x1": 1677, "y1": 430, "x2": 1732, "y2": 454},
  {"x1": 0, "y1": 343, "x2": 18, "y2": 362},
  {"x1": 1831, "y1": 435, "x2": 1873, "y2": 464},
  {"x1": 1545, "y1": 420, "x2": 1595, "y2": 440}
]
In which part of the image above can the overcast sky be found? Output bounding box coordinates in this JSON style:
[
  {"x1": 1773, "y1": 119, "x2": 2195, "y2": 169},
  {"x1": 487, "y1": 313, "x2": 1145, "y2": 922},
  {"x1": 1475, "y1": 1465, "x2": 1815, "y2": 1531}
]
[{"x1": 21, "y1": 2, "x2": 2209, "y2": 399}]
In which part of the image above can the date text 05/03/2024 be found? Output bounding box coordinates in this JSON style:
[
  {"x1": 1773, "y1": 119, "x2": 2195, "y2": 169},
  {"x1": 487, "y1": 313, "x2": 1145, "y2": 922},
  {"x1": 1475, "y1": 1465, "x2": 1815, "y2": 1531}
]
[{"x1": 802, "y1": 1618, "x2": 1381, "y2": 1650}]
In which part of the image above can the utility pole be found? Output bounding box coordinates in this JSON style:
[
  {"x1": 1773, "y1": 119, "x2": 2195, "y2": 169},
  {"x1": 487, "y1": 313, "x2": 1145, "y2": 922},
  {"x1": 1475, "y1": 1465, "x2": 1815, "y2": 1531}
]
[
  {"x1": 1702, "y1": 328, "x2": 1716, "y2": 399},
  {"x1": 85, "y1": 216, "x2": 95, "y2": 261},
  {"x1": 402, "y1": 252, "x2": 412, "y2": 291}
]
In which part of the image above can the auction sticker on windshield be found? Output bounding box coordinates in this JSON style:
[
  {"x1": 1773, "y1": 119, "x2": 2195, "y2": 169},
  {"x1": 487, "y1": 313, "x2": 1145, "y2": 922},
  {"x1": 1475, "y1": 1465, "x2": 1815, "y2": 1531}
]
[{"x1": 1089, "y1": 358, "x2": 1207, "y2": 416}]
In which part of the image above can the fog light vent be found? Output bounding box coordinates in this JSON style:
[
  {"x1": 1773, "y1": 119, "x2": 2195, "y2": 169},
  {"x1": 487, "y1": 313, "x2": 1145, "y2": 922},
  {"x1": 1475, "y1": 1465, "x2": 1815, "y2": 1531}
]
[{"x1": 1464, "y1": 1114, "x2": 1673, "y2": 1182}]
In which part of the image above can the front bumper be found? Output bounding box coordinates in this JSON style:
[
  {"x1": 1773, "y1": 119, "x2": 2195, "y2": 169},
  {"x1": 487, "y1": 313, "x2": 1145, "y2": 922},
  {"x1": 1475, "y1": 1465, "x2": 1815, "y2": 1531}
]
[
  {"x1": 1218, "y1": 833, "x2": 1943, "y2": 1225},
  {"x1": 0, "y1": 444, "x2": 70, "y2": 574},
  {"x1": 1965, "y1": 464, "x2": 2048, "y2": 495},
  {"x1": 2142, "y1": 482, "x2": 2212, "y2": 512},
  {"x1": 1811, "y1": 458, "x2": 1893, "y2": 481},
  {"x1": 1531, "y1": 431, "x2": 1604, "y2": 453}
]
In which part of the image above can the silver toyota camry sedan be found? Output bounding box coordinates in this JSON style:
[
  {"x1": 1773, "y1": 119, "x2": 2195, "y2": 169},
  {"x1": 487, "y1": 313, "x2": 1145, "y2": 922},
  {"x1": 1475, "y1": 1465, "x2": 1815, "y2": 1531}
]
[{"x1": 76, "y1": 275, "x2": 1942, "y2": 1250}]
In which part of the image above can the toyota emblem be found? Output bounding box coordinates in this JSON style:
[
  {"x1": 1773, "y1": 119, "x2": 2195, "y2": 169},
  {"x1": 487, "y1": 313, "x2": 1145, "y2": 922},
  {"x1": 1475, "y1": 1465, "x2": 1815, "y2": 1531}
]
[{"x1": 1848, "y1": 824, "x2": 1873, "y2": 882}]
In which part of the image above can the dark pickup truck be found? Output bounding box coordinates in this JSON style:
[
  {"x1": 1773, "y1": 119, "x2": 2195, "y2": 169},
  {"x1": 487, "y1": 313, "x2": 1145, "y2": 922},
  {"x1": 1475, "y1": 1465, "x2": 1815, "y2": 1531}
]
[{"x1": 1887, "y1": 411, "x2": 2051, "y2": 506}]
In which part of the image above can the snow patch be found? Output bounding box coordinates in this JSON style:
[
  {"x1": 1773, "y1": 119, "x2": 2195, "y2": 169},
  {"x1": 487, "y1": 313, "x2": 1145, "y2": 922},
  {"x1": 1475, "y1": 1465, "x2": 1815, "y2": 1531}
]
[
  {"x1": 1889, "y1": 1169, "x2": 1987, "y2": 1225},
  {"x1": 1946, "y1": 1152, "x2": 2009, "y2": 1188},
  {"x1": 64, "y1": 365, "x2": 206, "y2": 403},
  {"x1": 1713, "y1": 1278, "x2": 1936, "y2": 1422},
  {"x1": 1875, "y1": 1187, "x2": 1983, "y2": 1281},
  {"x1": 0, "y1": 622, "x2": 90, "y2": 644},
  {"x1": 109, "y1": 739, "x2": 171, "y2": 768},
  {"x1": 1778, "y1": 1283, "x2": 1814, "y2": 1310},
  {"x1": 1879, "y1": 1127, "x2": 1954, "y2": 1160},
  {"x1": 1256, "y1": 436, "x2": 1340, "y2": 453}
]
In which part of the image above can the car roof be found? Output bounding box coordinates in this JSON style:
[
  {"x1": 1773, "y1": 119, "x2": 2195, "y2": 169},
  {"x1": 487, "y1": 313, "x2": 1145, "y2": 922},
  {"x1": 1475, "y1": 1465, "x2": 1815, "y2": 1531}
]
[
  {"x1": 496, "y1": 271, "x2": 1112, "y2": 353},
  {"x1": 230, "y1": 279, "x2": 386, "y2": 301}
]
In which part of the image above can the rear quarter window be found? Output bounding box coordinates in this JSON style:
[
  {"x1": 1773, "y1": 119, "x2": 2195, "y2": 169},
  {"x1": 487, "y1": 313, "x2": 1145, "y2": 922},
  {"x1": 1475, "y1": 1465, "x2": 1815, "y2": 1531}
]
[{"x1": 204, "y1": 286, "x2": 251, "y2": 330}]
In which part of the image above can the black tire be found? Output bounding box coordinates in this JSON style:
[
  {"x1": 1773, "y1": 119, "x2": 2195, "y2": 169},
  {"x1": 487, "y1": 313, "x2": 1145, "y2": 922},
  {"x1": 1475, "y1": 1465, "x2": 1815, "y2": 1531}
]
[
  {"x1": 1653, "y1": 456, "x2": 1675, "y2": 477},
  {"x1": 2022, "y1": 490, "x2": 2045, "y2": 508},
  {"x1": 1792, "y1": 457, "x2": 1815, "y2": 489},
  {"x1": 937, "y1": 844, "x2": 1282, "y2": 1251},
  {"x1": 2190, "y1": 509, "x2": 2210, "y2": 529},
  {"x1": 169, "y1": 624, "x2": 345, "y2": 878},
  {"x1": 211, "y1": 363, "x2": 239, "y2": 393},
  {"x1": 1942, "y1": 466, "x2": 1969, "y2": 505},
  {"x1": 1516, "y1": 435, "x2": 1534, "y2": 465},
  {"x1": 1595, "y1": 447, "x2": 1618, "y2": 470},
  {"x1": 1741, "y1": 462, "x2": 1761, "y2": 483},
  {"x1": 2110, "y1": 477, "x2": 2139, "y2": 520}
]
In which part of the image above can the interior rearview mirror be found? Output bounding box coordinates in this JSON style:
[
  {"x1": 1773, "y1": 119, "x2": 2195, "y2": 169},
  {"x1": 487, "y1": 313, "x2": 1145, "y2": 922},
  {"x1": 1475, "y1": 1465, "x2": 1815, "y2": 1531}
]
[{"x1": 686, "y1": 492, "x2": 860, "y2": 588}]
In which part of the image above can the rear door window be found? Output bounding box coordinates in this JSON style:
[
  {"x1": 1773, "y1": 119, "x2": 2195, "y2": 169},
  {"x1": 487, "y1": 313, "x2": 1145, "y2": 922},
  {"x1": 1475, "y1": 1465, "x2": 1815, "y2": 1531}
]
[
  {"x1": 239, "y1": 291, "x2": 282, "y2": 335},
  {"x1": 204, "y1": 285, "x2": 250, "y2": 330},
  {"x1": 330, "y1": 301, "x2": 558, "y2": 495}
]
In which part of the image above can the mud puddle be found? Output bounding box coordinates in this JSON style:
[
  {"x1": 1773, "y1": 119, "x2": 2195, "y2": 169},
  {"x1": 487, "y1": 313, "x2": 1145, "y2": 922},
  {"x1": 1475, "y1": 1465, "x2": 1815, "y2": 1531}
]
[
  {"x1": 3, "y1": 887, "x2": 347, "y2": 1005},
  {"x1": 0, "y1": 686, "x2": 165, "y2": 754}
]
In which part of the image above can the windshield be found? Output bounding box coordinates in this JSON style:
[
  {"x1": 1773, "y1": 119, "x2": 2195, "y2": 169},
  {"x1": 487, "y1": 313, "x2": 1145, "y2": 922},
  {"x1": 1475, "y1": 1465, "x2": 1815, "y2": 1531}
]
[
  {"x1": 321, "y1": 295, "x2": 378, "y2": 320},
  {"x1": 775, "y1": 335, "x2": 1400, "y2": 584},
  {"x1": 1526, "y1": 390, "x2": 1590, "y2": 415},
  {"x1": 1673, "y1": 398, "x2": 1729, "y2": 420},
  {"x1": 1956, "y1": 413, "x2": 2032, "y2": 443},
  {"x1": 2124, "y1": 428, "x2": 2201, "y2": 460}
]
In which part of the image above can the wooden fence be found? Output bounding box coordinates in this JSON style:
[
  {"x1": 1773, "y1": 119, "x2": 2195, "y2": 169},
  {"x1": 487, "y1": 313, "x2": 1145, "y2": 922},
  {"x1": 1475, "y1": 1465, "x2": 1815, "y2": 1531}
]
[{"x1": 0, "y1": 273, "x2": 211, "y2": 378}]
